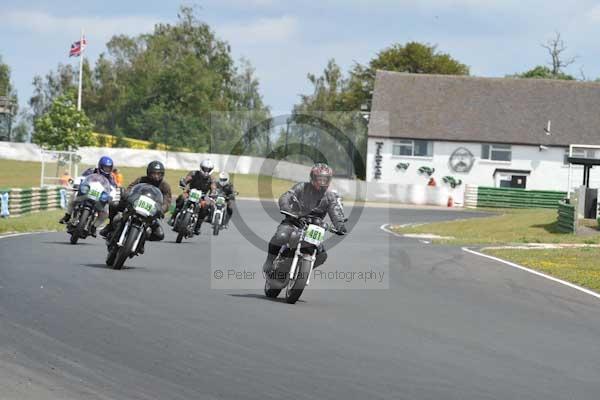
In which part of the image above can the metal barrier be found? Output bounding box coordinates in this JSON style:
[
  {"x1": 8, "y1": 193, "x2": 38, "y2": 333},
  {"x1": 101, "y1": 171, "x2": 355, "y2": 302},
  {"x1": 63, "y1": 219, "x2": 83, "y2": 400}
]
[
  {"x1": 0, "y1": 187, "x2": 66, "y2": 218},
  {"x1": 476, "y1": 187, "x2": 566, "y2": 209},
  {"x1": 556, "y1": 201, "x2": 576, "y2": 233}
]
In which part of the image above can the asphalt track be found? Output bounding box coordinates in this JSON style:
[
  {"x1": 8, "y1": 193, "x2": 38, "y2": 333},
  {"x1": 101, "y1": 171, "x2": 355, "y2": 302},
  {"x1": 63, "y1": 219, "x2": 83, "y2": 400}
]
[{"x1": 1, "y1": 200, "x2": 600, "y2": 399}]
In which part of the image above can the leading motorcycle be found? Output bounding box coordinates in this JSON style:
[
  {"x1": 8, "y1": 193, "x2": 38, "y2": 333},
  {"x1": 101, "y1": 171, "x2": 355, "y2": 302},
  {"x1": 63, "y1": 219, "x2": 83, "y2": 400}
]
[
  {"x1": 264, "y1": 211, "x2": 343, "y2": 304},
  {"x1": 105, "y1": 183, "x2": 163, "y2": 270}
]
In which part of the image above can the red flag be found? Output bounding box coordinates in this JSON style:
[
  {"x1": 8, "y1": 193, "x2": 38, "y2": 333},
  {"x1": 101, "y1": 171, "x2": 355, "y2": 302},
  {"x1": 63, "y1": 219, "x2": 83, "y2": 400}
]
[{"x1": 69, "y1": 37, "x2": 87, "y2": 57}]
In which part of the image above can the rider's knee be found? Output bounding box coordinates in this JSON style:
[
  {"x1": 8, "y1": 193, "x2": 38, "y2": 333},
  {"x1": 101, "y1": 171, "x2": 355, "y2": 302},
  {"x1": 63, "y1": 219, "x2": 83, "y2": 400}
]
[{"x1": 149, "y1": 224, "x2": 164, "y2": 241}]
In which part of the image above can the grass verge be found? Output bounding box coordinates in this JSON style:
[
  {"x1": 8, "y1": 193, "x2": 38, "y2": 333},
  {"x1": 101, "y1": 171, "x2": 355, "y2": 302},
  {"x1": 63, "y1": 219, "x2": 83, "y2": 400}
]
[
  {"x1": 0, "y1": 210, "x2": 63, "y2": 235},
  {"x1": 485, "y1": 248, "x2": 600, "y2": 292},
  {"x1": 391, "y1": 208, "x2": 600, "y2": 293},
  {"x1": 390, "y1": 208, "x2": 600, "y2": 245}
]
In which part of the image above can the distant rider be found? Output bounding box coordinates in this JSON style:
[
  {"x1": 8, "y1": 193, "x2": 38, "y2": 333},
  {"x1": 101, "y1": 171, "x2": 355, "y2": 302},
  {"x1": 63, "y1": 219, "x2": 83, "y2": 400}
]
[
  {"x1": 215, "y1": 172, "x2": 235, "y2": 227},
  {"x1": 262, "y1": 163, "x2": 347, "y2": 274},
  {"x1": 170, "y1": 159, "x2": 216, "y2": 234}
]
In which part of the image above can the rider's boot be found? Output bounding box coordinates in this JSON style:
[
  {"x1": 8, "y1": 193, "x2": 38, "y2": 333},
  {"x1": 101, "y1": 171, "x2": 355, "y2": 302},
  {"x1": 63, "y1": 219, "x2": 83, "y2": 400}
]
[{"x1": 59, "y1": 213, "x2": 70, "y2": 224}]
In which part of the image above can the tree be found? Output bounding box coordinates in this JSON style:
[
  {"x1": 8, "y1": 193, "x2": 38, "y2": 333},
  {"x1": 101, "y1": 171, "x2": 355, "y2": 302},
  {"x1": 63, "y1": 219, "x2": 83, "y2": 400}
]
[
  {"x1": 542, "y1": 32, "x2": 576, "y2": 76},
  {"x1": 34, "y1": 5, "x2": 271, "y2": 152},
  {"x1": 512, "y1": 65, "x2": 575, "y2": 80},
  {"x1": 0, "y1": 54, "x2": 19, "y2": 140},
  {"x1": 345, "y1": 42, "x2": 469, "y2": 111},
  {"x1": 512, "y1": 32, "x2": 577, "y2": 80},
  {"x1": 32, "y1": 93, "x2": 93, "y2": 150}
]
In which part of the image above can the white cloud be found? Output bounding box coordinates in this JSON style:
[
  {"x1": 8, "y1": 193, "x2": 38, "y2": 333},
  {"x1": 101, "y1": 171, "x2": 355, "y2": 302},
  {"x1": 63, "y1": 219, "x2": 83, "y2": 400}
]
[
  {"x1": 589, "y1": 4, "x2": 600, "y2": 20},
  {"x1": 4, "y1": 10, "x2": 158, "y2": 40},
  {"x1": 217, "y1": 15, "x2": 299, "y2": 45}
]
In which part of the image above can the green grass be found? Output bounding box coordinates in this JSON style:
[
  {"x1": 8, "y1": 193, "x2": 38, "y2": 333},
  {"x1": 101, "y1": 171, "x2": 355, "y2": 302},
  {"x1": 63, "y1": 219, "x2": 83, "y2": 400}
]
[
  {"x1": 0, "y1": 210, "x2": 64, "y2": 234},
  {"x1": 391, "y1": 208, "x2": 600, "y2": 245},
  {"x1": 391, "y1": 208, "x2": 600, "y2": 293},
  {"x1": 0, "y1": 159, "x2": 294, "y2": 199},
  {"x1": 485, "y1": 248, "x2": 600, "y2": 292}
]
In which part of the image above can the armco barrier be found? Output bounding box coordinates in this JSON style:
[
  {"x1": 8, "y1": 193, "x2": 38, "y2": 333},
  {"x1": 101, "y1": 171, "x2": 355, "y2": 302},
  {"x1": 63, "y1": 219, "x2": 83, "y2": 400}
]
[
  {"x1": 556, "y1": 201, "x2": 576, "y2": 233},
  {"x1": 476, "y1": 187, "x2": 566, "y2": 209},
  {"x1": 0, "y1": 187, "x2": 65, "y2": 217}
]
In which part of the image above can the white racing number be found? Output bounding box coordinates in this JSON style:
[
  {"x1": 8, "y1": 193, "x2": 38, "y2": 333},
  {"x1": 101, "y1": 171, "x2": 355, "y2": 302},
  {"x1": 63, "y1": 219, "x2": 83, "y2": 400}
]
[
  {"x1": 189, "y1": 189, "x2": 202, "y2": 203},
  {"x1": 304, "y1": 224, "x2": 326, "y2": 246},
  {"x1": 134, "y1": 195, "x2": 157, "y2": 217},
  {"x1": 87, "y1": 182, "x2": 105, "y2": 201}
]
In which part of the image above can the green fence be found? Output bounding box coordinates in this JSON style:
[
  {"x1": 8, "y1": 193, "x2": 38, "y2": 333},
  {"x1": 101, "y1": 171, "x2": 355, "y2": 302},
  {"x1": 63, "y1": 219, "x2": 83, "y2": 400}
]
[
  {"x1": 0, "y1": 187, "x2": 66, "y2": 218},
  {"x1": 556, "y1": 202, "x2": 576, "y2": 233},
  {"x1": 476, "y1": 187, "x2": 566, "y2": 209}
]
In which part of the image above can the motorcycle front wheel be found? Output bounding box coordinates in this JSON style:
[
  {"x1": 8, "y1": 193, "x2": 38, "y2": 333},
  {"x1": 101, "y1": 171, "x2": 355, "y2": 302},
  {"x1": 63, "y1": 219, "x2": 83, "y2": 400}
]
[
  {"x1": 285, "y1": 258, "x2": 312, "y2": 304},
  {"x1": 112, "y1": 225, "x2": 141, "y2": 270},
  {"x1": 175, "y1": 212, "x2": 192, "y2": 243},
  {"x1": 70, "y1": 208, "x2": 90, "y2": 244}
]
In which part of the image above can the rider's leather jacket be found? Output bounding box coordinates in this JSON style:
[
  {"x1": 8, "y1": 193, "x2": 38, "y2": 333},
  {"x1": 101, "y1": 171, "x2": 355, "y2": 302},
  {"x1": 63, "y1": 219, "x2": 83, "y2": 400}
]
[{"x1": 278, "y1": 182, "x2": 346, "y2": 230}]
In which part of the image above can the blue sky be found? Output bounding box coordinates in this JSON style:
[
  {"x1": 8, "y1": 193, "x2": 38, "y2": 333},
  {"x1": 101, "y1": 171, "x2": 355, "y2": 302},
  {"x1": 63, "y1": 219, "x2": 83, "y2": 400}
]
[{"x1": 3, "y1": 0, "x2": 600, "y2": 116}]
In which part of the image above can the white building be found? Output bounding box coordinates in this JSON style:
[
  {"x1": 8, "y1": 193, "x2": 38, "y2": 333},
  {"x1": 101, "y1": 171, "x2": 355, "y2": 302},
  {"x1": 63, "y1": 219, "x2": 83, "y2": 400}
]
[{"x1": 366, "y1": 71, "x2": 600, "y2": 193}]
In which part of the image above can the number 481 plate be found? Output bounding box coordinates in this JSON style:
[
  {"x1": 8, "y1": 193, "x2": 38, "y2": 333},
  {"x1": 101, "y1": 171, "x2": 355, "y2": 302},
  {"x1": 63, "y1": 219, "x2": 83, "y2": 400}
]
[{"x1": 304, "y1": 224, "x2": 325, "y2": 245}]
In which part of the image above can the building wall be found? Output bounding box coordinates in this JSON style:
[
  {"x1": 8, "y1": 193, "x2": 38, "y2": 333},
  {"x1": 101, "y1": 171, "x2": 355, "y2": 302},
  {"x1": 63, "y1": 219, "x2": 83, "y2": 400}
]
[{"x1": 366, "y1": 137, "x2": 600, "y2": 192}]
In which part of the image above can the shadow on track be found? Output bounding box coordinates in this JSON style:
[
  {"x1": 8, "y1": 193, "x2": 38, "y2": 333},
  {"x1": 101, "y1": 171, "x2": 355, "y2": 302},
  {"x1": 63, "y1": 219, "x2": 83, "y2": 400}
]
[
  {"x1": 228, "y1": 293, "x2": 305, "y2": 304},
  {"x1": 43, "y1": 241, "x2": 95, "y2": 246},
  {"x1": 81, "y1": 263, "x2": 146, "y2": 271}
]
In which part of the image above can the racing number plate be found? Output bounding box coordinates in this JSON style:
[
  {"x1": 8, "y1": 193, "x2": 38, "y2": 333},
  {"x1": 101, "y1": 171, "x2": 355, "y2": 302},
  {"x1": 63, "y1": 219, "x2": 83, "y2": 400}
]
[
  {"x1": 88, "y1": 188, "x2": 101, "y2": 200},
  {"x1": 304, "y1": 224, "x2": 325, "y2": 246},
  {"x1": 189, "y1": 189, "x2": 202, "y2": 203},
  {"x1": 135, "y1": 195, "x2": 156, "y2": 216},
  {"x1": 216, "y1": 196, "x2": 226, "y2": 206}
]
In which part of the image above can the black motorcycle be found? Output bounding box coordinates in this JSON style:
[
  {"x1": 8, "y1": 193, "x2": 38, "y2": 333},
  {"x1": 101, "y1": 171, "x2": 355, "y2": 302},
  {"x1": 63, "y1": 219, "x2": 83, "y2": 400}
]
[
  {"x1": 173, "y1": 186, "x2": 204, "y2": 243},
  {"x1": 106, "y1": 183, "x2": 163, "y2": 270},
  {"x1": 66, "y1": 173, "x2": 112, "y2": 244},
  {"x1": 264, "y1": 211, "x2": 344, "y2": 304}
]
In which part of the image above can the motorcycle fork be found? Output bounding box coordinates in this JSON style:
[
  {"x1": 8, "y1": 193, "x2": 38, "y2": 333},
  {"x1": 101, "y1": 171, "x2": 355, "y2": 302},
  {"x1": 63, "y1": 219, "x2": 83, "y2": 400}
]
[
  {"x1": 117, "y1": 219, "x2": 130, "y2": 246},
  {"x1": 131, "y1": 223, "x2": 145, "y2": 254},
  {"x1": 305, "y1": 249, "x2": 318, "y2": 286},
  {"x1": 288, "y1": 237, "x2": 304, "y2": 280}
]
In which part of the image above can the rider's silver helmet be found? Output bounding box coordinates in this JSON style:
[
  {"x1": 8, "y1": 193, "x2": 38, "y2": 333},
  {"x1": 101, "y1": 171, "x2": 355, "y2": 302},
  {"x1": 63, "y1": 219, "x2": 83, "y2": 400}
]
[
  {"x1": 200, "y1": 159, "x2": 214, "y2": 177},
  {"x1": 219, "y1": 172, "x2": 229, "y2": 185}
]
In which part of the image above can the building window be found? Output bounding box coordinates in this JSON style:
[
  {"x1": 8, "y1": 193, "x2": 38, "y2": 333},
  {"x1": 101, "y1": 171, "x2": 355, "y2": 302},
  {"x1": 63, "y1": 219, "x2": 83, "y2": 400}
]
[
  {"x1": 564, "y1": 148, "x2": 592, "y2": 165},
  {"x1": 392, "y1": 139, "x2": 433, "y2": 157},
  {"x1": 482, "y1": 144, "x2": 511, "y2": 161}
]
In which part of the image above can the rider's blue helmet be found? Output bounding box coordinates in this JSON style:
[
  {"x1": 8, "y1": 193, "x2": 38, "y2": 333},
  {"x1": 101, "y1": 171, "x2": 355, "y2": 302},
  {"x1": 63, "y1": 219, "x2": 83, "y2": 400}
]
[{"x1": 97, "y1": 156, "x2": 114, "y2": 179}]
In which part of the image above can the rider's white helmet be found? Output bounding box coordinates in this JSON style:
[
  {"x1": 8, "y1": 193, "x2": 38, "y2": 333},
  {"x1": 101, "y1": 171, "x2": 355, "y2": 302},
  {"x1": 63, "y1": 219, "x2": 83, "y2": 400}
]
[
  {"x1": 219, "y1": 172, "x2": 229, "y2": 185},
  {"x1": 200, "y1": 159, "x2": 214, "y2": 177}
]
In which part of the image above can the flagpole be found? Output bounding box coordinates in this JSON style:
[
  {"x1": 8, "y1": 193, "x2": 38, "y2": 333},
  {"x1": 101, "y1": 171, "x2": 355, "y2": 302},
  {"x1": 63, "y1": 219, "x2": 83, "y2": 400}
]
[{"x1": 77, "y1": 28, "x2": 84, "y2": 111}]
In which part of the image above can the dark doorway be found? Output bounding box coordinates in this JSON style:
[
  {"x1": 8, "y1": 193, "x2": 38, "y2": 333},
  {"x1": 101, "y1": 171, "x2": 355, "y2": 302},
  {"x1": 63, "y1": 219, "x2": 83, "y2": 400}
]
[{"x1": 511, "y1": 175, "x2": 527, "y2": 189}]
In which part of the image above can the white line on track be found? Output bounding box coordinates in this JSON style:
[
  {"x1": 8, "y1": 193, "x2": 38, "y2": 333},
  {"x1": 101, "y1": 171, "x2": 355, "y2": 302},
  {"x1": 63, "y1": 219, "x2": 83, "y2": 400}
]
[
  {"x1": 462, "y1": 247, "x2": 600, "y2": 301},
  {"x1": 379, "y1": 223, "x2": 600, "y2": 301},
  {"x1": 0, "y1": 231, "x2": 55, "y2": 240},
  {"x1": 379, "y1": 223, "x2": 403, "y2": 237}
]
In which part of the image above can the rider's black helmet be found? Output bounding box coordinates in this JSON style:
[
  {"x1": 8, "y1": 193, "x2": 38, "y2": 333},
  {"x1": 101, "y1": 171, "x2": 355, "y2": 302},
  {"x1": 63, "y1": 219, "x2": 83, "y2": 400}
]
[{"x1": 146, "y1": 160, "x2": 165, "y2": 184}]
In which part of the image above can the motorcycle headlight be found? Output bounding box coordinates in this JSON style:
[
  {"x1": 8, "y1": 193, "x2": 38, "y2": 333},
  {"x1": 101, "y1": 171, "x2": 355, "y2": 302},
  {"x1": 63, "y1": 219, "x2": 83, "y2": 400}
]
[
  {"x1": 100, "y1": 191, "x2": 110, "y2": 203},
  {"x1": 78, "y1": 183, "x2": 90, "y2": 195}
]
